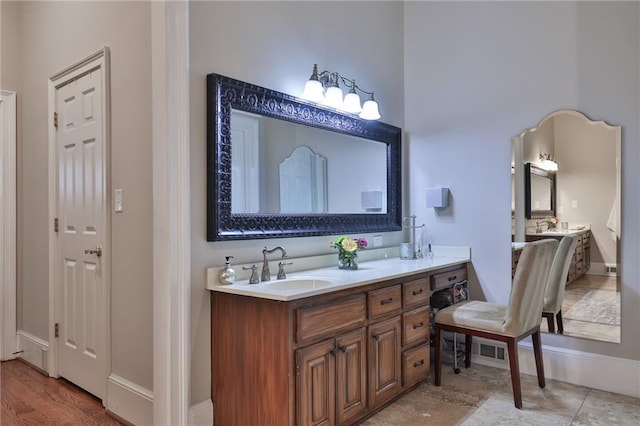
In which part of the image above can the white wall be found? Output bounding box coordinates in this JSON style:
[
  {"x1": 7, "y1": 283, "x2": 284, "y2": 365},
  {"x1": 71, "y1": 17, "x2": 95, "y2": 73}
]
[
  {"x1": 189, "y1": 0, "x2": 405, "y2": 405},
  {"x1": 404, "y1": 1, "x2": 639, "y2": 361},
  {"x1": 5, "y1": 0, "x2": 153, "y2": 392}
]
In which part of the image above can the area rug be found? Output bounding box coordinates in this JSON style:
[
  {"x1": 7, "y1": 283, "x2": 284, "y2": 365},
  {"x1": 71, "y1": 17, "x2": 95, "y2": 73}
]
[{"x1": 564, "y1": 290, "x2": 620, "y2": 326}]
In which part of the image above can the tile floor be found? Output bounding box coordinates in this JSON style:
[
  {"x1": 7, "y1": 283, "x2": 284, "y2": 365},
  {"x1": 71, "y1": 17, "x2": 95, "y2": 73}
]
[{"x1": 362, "y1": 363, "x2": 640, "y2": 425}]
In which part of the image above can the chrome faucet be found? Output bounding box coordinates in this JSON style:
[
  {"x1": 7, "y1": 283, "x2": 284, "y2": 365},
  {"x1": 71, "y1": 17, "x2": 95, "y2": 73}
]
[{"x1": 261, "y1": 246, "x2": 287, "y2": 281}]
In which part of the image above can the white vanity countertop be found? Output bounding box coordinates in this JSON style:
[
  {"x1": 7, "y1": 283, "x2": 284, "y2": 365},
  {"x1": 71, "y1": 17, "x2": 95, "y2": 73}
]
[
  {"x1": 207, "y1": 253, "x2": 470, "y2": 302},
  {"x1": 512, "y1": 242, "x2": 527, "y2": 251},
  {"x1": 525, "y1": 226, "x2": 590, "y2": 237}
]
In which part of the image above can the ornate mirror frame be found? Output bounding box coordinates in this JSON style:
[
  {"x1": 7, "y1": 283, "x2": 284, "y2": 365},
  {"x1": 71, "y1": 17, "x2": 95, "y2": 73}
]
[
  {"x1": 206, "y1": 73, "x2": 402, "y2": 241},
  {"x1": 524, "y1": 163, "x2": 556, "y2": 219}
]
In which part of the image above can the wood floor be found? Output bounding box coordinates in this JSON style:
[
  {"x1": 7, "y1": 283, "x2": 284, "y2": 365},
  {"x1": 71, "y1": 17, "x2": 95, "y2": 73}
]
[{"x1": 0, "y1": 359, "x2": 123, "y2": 425}]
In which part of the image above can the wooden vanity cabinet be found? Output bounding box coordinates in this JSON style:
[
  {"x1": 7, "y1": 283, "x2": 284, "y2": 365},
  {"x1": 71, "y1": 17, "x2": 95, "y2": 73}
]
[
  {"x1": 524, "y1": 229, "x2": 591, "y2": 284},
  {"x1": 297, "y1": 328, "x2": 367, "y2": 426},
  {"x1": 211, "y1": 263, "x2": 468, "y2": 426}
]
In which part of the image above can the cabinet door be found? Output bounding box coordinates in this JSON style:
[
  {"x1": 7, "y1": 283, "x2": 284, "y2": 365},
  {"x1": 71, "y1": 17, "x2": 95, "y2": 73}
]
[
  {"x1": 297, "y1": 339, "x2": 336, "y2": 426},
  {"x1": 368, "y1": 317, "x2": 402, "y2": 408},
  {"x1": 336, "y1": 328, "x2": 367, "y2": 425}
]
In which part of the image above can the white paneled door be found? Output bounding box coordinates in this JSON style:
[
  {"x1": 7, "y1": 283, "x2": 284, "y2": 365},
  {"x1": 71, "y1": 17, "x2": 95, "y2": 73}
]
[{"x1": 55, "y1": 66, "x2": 107, "y2": 399}]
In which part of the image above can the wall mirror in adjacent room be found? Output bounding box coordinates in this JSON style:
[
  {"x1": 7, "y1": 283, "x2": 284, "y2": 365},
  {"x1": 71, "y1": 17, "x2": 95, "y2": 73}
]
[
  {"x1": 512, "y1": 110, "x2": 621, "y2": 343},
  {"x1": 206, "y1": 73, "x2": 402, "y2": 241}
]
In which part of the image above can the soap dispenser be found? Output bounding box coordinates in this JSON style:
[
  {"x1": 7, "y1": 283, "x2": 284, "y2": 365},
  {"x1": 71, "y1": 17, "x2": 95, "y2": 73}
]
[{"x1": 219, "y1": 256, "x2": 236, "y2": 285}]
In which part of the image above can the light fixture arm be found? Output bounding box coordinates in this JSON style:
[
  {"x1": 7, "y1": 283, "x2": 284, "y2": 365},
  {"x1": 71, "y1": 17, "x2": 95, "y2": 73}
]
[{"x1": 315, "y1": 69, "x2": 374, "y2": 97}]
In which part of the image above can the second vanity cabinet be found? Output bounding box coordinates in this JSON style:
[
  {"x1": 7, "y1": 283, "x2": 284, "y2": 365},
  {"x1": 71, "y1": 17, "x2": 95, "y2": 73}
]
[{"x1": 211, "y1": 263, "x2": 467, "y2": 426}]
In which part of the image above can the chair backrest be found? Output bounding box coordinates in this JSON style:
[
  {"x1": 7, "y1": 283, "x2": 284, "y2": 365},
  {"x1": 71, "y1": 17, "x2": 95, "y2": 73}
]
[
  {"x1": 543, "y1": 235, "x2": 579, "y2": 314},
  {"x1": 503, "y1": 239, "x2": 558, "y2": 335}
]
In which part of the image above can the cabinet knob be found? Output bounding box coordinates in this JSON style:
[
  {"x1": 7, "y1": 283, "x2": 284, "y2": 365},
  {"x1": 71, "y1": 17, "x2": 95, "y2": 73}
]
[
  {"x1": 412, "y1": 288, "x2": 423, "y2": 296},
  {"x1": 372, "y1": 333, "x2": 380, "y2": 341},
  {"x1": 329, "y1": 348, "x2": 338, "y2": 357},
  {"x1": 448, "y1": 275, "x2": 458, "y2": 282},
  {"x1": 339, "y1": 345, "x2": 347, "y2": 353},
  {"x1": 412, "y1": 321, "x2": 424, "y2": 330},
  {"x1": 413, "y1": 359, "x2": 425, "y2": 368}
]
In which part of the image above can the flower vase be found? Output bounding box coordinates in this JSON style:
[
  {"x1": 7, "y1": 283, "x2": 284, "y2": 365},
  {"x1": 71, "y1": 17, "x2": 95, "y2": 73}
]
[{"x1": 338, "y1": 251, "x2": 358, "y2": 270}]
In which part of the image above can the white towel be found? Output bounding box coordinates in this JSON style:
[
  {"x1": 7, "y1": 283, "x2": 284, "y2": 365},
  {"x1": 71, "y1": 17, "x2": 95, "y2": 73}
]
[{"x1": 607, "y1": 198, "x2": 617, "y2": 240}]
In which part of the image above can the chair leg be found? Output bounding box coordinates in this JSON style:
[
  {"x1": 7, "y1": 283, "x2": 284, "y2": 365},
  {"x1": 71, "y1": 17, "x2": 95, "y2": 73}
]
[
  {"x1": 434, "y1": 324, "x2": 442, "y2": 386},
  {"x1": 465, "y1": 334, "x2": 472, "y2": 368},
  {"x1": 532, "y1": 330, "x2": 546, "y2": 388},
  {"x1": 544, "y1": 312, "x2": 555, "y2": 333},
  {"x1": 556, "y1": 311, "x2": 564, "y2": 334},
  {"x1": 506, "y1": 337, "x2": 523, "y2": 409}
]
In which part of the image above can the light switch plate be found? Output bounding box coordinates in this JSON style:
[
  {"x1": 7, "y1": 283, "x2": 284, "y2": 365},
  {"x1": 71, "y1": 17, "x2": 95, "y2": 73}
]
[
  {"x1": 373, "y1": 235, "x2": 383, "y2": 247},
  {"x1": 115, "y1": 189, "x2": 124, "y2": 212}
]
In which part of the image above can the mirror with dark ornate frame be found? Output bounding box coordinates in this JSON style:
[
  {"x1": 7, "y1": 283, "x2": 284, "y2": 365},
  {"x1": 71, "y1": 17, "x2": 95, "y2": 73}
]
[
  {"x1": 524, "y1": 163, "x2": 556, "y2": 219},
  {"x1": 206, "y1": 73, "x2": 402, "y2": 241}
]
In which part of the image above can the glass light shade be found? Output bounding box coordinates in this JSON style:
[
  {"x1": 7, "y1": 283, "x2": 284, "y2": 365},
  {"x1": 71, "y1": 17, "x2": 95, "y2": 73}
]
[
  {"x1": 303, "y1": 79, "x2": 324, "y2": 103},
  {"x1": 323, "y1": 85, "x2": 344, "y2": 109},
  {"x1": 359, "y1": 99, "x2": 381, "y2": 120},
  {"x1": 342, "y1": 91, "x2": 362, "y2": 113},
  {"x1": 540, "y1": 159, "x2": 559, "y2": 171}
]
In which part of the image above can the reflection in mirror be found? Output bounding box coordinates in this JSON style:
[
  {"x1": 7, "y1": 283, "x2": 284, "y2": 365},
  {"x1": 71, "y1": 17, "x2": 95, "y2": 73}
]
[
  {"x1": 512, "y1": 110, "x2": 621, "y2": 343},
  {"x1": 230, "y1": 109, "x2": 388, "y2": 215},
  {"x1": 207, "y1": 73, "x2": 402, "y2": 241},
  {"x1": 279, "y1": 146, "x2": 327, "y2": 214},
  {"x1": 524, "y1": 163, "x2": 556, "y2": 219}
]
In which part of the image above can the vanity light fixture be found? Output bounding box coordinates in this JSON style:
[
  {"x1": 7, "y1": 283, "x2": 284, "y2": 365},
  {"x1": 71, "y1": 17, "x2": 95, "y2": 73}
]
[
  {"x1": 302, "y1": 64, "x2": 381, "y2": 120},
  {"x1": 539, "y1": 153, "x2": 559, "y2": 171}
]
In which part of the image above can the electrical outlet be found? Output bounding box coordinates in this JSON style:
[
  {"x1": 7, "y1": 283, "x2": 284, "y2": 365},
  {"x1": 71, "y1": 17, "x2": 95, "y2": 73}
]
[{"x1": 373, "y1": 235, "x2": 383, "y2": 247}]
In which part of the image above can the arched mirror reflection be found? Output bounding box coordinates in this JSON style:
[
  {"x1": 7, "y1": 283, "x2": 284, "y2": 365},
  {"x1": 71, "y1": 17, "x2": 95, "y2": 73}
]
[
  {"x1": 279, "y1": 146, "x2": 327, "y2": 214},
  {"x1": 512, "y1": 110, "x2": 621, "y2": 343}
]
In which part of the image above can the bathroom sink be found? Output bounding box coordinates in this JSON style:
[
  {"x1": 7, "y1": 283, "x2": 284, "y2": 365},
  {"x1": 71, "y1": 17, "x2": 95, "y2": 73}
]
[{"x1": 267, "y1": 278, "x2": 333, "y2": 291}]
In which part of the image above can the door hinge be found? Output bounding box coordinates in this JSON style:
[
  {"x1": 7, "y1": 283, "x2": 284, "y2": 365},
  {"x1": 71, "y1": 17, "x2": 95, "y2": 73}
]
[
  {"x1": 53, "y1": 112, "x2": 58, "y2": 129},
  {"x1": 54, "y1": 217, "x2": 59, "y2": 233},
  {"x1": 55, "y1": 323, "x2": 59, "y2": 338}
]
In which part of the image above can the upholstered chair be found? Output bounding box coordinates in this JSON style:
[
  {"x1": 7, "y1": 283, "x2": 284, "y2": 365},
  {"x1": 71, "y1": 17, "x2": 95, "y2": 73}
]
[
  {"x1": 542, "y1": 235, "x2": 579, "y2": 334},
  {"x1": 434, "y1": 239, "x2": 558, "y2": 409}
]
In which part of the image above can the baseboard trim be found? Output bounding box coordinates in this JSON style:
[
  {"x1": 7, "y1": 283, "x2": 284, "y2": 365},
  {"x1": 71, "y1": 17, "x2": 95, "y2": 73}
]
[
  {"x1": 16, "y1": 330, "x2": 49, "y2": 372},
  {"x1": 474, "y1": 341, "x2": 640, "y2": 398},
  {"x1": 189, "y1": 399, "x2": 213, "y2": 426},
  {"x1": 107, "y1": 374, "x2": 153, "y2": 426}
]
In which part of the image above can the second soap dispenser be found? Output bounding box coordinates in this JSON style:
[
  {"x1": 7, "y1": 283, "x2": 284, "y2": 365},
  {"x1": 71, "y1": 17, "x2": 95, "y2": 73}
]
[{"x1": 219, "y1": 256, "x2": 236, "y2": 285}]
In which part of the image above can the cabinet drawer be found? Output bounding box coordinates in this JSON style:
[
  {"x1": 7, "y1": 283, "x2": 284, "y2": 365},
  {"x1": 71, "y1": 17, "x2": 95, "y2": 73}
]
[
  {"x1": 402, "y1": 306, "x2": 429, "y2": 347},
  {"x1": 431, "y1": 267, "x2": 467, "y2": 291},
  {"x1": 296, "y1": 295, "x2": 366, "y2": 343},
  {"x1": 575, "y1": 246, "x2": 584, "y2": 262},
  {"x1": 403, "y1": 343, "x2": 430, "y2": 387},
  {"x1": 403, "y1": 278, "x2": 430, "y2": 308},
  {"x1": 368, "y1": 285, "x2": 402, "y2": 319}
]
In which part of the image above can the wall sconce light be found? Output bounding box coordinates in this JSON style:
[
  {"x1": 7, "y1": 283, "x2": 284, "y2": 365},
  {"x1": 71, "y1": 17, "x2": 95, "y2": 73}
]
[
  {"x1": 302, "y1": 64, "x2": 381, "y2": 120},
  {"x1": 539, "y1": 153, "x2": 559, "y2": 171}
]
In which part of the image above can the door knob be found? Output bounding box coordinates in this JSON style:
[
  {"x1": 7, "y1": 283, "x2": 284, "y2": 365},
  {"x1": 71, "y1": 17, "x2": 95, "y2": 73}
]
[{"x1": 85, "y1": 246, "x2": 102, "y2": 257}]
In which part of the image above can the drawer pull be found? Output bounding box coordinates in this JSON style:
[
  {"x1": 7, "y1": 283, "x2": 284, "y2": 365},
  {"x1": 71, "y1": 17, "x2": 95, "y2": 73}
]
[
  {"x1": 380, "y1": 298, "x2": 394, "y2": 305},
  {"x1": 413, "y1": 359, "x2": 425, "y2": 368},
  {"x1": 412, "y1": 289, "x2": 424, "y2": 296},
  {"x1": 372, "y1": 333, "x2": 380, "y2": 341},
  {"x1": 339, "y1": 345, "x2": 347, "y2": 353},
  {"x1": 412, "y1": 321, "x2": 424, "y2": 330},
  {"x1": 448, "y1": 275, "x2": 458, "y2": 282}
]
